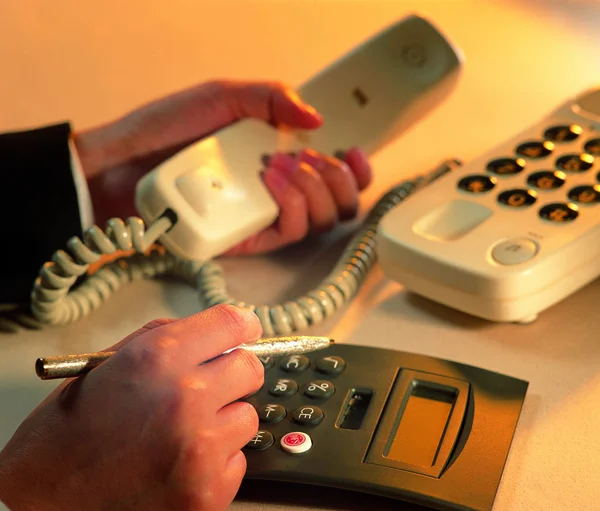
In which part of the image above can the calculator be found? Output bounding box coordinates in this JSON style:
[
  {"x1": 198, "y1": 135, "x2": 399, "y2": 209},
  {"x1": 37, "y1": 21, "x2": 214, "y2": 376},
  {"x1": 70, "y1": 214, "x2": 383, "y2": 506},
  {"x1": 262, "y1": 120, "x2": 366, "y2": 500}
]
[
  {"x1": 377, "y1": 86, "x2": 600, "y2": 324},
  {"x1": 241, "y1": 344, "x2": 528, "y2": 511}
]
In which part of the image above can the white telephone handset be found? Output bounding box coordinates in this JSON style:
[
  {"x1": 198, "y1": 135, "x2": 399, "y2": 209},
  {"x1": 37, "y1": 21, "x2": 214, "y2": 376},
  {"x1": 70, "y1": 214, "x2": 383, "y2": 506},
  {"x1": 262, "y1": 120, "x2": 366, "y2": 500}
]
[{"x1": 18, "y1": 14, "x2": 464, "y2": 333}]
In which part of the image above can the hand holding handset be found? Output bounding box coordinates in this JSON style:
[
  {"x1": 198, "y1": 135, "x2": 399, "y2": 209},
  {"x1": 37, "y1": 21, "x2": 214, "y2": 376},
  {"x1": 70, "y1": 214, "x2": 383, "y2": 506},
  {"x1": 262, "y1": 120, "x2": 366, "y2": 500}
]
[
  {"x1": 19, "y1": 14, "x2": 464, "y2": 331},
  {"x1": 134, "y1": 14, "x2": 463, "y2": 261},
  {"x1": 377, "y1": 86, "x2": 600, "y2": 324}
]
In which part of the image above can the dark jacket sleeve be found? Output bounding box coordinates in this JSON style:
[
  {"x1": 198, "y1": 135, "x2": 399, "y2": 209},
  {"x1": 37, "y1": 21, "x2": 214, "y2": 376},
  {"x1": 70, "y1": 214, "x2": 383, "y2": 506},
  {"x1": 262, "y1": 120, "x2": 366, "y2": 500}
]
[{"x1": 0, "y1": 122, "x2": 84, "y2": 306}]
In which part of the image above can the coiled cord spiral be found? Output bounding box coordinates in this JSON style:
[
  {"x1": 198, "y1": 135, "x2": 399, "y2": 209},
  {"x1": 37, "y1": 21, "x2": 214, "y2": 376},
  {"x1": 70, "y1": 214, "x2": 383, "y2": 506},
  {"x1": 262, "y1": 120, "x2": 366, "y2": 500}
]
[{"x1": 0, "y1": 159, "x2": 460, "y2": 334}]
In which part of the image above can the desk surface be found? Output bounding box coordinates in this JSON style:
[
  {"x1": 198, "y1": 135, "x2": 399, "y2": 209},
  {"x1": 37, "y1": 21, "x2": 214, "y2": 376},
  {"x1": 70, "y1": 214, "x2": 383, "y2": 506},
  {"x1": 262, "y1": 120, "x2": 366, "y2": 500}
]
[{"x1": 1, "y1": 1, "x2": 599, "y2": 510}]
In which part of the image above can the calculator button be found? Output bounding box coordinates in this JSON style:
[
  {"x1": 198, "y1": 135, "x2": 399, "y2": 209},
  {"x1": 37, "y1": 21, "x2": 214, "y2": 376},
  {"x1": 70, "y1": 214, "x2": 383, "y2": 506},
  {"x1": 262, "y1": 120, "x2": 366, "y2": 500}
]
[
  {"x1": 315, "y1": 356, "x2": 346, "y2": 376},
  {"x1": 268, "y1": 378, "x2": 298, "y2": 397},
  {"x1": 539, "y1": 203, "x2": 579, "y2": 223},
  {"x1": 556, "y1": 154, "x2": 594, "y2": 173},
  {"x1": 280, "y1": 432, "x2": 312, "y2": 454},
  {"x1": 245, "y1": 430, "x2": 274, "y2": 451},
  {"x1": 486, "y1": 158, "x2": 525, "y2": 176},
  {"x1": 584, "y1": 138, "x2": 600, "y2": 156},
  {"x1": 527, "y1": 170, "x2": 566, "y2": 190},
  {"x1": 292, "y1": 405, "x2": 324, "y2": 426},
  {"x1": 280, "y1": 355, "x2": 310, "y2": 373},
  {"x1": 457, "y1": 175, "x2": 496, "y2": 193},
  {"x1": 258, "y1": 356, "x2": 275, "y2": 370},
  {"x1": 516, "y1": 141, "x2": 553, "y2": 159},
  {"x1": 491, "y1": 238, "x2": 538, "y2": 265},
  {"x1": 567, "y1": 185, "x2": 600, "y2": 204},
  {"x1": 304, "y1": 380, "x2": 335, "y2": 399},
  {"x1": 497, "y1": 189, "x2": 537, "y2": 208},
  {"x1": 257, "y1": 404, "x2": 287, "y2": 424},
  {"x1": 544, "y1": 124, "x2": 582, "y2": 142}
]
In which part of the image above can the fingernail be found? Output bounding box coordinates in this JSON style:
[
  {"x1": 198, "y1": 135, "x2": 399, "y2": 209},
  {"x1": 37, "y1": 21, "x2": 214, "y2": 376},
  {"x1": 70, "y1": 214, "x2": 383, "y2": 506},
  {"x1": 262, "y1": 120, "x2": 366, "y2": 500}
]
[
  {"x1": 263, "y1": 166, "x2": 290, "y2": 191},
  {"x1": 298, "y1": 148, "x2": 321, "y2": 168},
  {"x1": 269, "y1": 152, "x2": 299, "y2": 176},
  {"x1": 287, "y1": 90, "x2": 321, "y2": 120}
]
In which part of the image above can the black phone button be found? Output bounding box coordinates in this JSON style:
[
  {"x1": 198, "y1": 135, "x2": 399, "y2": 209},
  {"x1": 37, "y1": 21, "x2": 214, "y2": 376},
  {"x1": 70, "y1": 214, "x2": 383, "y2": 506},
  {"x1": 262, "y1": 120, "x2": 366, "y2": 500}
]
[
  {"x1": 556, "y1": 154, "x2": 594, "y2": 173},
  {"x1": 280, "y1": 355, "x2": 310, "y2": 373},
  {"x1": 292, "y1": 405, "x2": 324, "y2": 426},
  {"x1": 567, "y1": 185, "x2": 600, "y2": 204},
  {"x1": 527, "y1": 170, "x2": 566, "y2": 190},
  {"x1": 258, "y1": 404, "x2": 287, "y2": 424},
  {"x1": 457, "y1": 174, "x2": 496, "y2": 193},
  {"x1": 539, "y1": 203, "x2": 579, "y2": 223},
  {"x1": 486, "y1": 158, "x2": 526, "y2": 176},
  {"x1": 544, "y1": 124, "x2": 582, "y2": 142},
  {"x1": 584, "y1": 138, "x2": 600, "y2": 156},
  {"x1": 245, "y1": 430, "x2": 274, "y2": 451},
  {"x1": 268, "y1": 378, "x2": 298, "y2": 397},
  {"x1": 497, "y1": 189, "x2": 537, "y2": 208},
  {"x1": 315, "y1": 356, "x2": 346, "y2": 375},
  {"x1": 516, "y1": 141, "x2": 553, "y2": 159},
  {"x1": 304, "y1": 380, "x2": 335, "y2": 399}
]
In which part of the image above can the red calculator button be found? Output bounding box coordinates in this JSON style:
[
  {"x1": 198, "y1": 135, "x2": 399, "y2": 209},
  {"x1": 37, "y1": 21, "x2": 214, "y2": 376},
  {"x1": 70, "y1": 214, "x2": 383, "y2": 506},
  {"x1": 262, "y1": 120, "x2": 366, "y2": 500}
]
[{"x1": 280, "y1": 432, "x2": 312, "y2": 454}]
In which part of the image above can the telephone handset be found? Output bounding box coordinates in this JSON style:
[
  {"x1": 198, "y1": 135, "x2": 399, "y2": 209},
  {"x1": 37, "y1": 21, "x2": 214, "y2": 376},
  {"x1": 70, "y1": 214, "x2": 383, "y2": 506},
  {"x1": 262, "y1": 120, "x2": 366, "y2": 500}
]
[{"x1": 19, "y1": 14, "x2": 464, "y2": 333}]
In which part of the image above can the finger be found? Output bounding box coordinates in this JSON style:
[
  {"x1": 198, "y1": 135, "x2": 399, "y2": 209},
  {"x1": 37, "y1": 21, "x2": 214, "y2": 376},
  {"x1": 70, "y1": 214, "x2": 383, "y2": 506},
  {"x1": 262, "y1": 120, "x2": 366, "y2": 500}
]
[
  {"x1": 196, "y1": 349, "x2": 264, "y2": 407},
  {"x1": 270, "y1": 153, "x2": 338, "y2": 232},
  {"x1": 221, "y1": 450, "x2": 248, "y2": 507},
  {"x1": 338, "y1": 147, "x2": 373, "y2": 191},
  {"x1": 115, "y1": 305, "x2": 263, "y2": 372},
  {"x1": 104, "y1": 318, "x2": 175, "y2": 352},
  {"x1": 299, "y1": 149, "x2": 360, "y2": 220},
  {"x1": 216, "y1": 401, "x2": 259, "y2": 453},
  {"x1": 225, "y1": 166, "x2": 309, "y2": 254},
  {"x1": 216, "y1": 80, "x2": 323, "y2": 129}
]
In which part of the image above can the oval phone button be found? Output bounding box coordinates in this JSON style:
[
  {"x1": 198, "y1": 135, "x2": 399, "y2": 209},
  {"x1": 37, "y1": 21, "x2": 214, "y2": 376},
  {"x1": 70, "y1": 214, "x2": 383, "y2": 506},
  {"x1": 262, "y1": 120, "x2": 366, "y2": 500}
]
[{"x1": 491, "y1": 238, "x2": 538, "y2": 265}]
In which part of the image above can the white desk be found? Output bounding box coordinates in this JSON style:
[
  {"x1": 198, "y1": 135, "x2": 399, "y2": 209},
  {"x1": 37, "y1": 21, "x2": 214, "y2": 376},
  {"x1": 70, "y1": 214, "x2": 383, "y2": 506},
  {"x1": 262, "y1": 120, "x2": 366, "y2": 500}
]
[{"x1": 1, "y1": 1, "x2": 599, "y2": 510}]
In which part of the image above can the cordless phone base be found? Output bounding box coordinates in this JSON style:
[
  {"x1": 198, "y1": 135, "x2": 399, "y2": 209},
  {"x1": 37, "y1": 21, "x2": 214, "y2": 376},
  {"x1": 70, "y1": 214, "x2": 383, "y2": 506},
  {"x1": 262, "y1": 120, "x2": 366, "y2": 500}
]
[{"x1": 377, "y1": 86, "x2": 600, "y2": 324}]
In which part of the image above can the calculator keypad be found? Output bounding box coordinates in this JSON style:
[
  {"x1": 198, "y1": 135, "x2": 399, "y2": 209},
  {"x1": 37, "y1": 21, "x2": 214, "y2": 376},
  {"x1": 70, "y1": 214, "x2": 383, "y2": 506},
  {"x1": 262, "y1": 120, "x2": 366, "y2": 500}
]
[{"x1": 243, "y1": 354, "x2": 347, "y2": 454}]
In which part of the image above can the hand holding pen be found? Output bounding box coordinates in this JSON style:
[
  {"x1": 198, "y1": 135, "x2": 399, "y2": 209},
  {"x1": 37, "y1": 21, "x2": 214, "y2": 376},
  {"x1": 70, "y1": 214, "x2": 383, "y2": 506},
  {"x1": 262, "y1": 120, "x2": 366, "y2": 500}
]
[{"x1": 0, "y1": 305, "x2": 330, "y2": 511}]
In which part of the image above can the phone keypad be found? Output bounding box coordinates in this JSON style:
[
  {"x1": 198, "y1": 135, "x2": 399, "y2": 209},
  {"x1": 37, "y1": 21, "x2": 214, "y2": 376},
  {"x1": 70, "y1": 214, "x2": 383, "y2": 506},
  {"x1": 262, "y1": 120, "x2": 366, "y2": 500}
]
[{"x1": 455, "y1": 123, "x2": 600, "y2": 223}]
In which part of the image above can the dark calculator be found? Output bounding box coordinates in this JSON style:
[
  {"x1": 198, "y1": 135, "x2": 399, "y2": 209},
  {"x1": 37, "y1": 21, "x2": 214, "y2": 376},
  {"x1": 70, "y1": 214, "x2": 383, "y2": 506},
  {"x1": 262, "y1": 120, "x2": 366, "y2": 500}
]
[{"x1": 242, "y1": 343, "x2": 528, "y2": 511}]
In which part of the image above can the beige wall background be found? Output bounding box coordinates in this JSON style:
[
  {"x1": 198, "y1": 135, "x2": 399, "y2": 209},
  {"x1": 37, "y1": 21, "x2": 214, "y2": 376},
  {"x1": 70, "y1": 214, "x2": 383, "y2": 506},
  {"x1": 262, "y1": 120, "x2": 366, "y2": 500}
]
[{"x1": 2, "y1": 0, "x2": 599, "y2": 203}]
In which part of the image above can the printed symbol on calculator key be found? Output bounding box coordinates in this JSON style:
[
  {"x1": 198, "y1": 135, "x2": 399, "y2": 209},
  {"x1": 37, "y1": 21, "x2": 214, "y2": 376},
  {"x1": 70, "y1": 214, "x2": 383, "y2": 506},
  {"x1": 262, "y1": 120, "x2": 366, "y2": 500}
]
[
  {"x1": 304, "y1": 380, "x2": 335, "y2": 399},
  {"x1": 268, "y1": 378, "x2": 298, "y2": 397},
  {"x1": 556, "y1": 154, "x2": 594, "y2": 173},
  {"x1": 279, "y1": 355, "x2": 309, "y2": 373},
  {"x1": 544, "y1": 124, "x2": 582, "y2": 142},
  {"x1": 316, "y1": 356, "x2": 346, "y2": 375},
  {"x1": 498, "y1": 189, "x2": 537, "y2": 208},
  {"x1": 244, "y1": 430, "x2": 274, "y2": 451},
  {"x1": 527, "y1": 170, "x2": 566, "y2": 190},
  {"x1": 457, "y1": 175, "x2": 496, "y2": 193},
  {"x1": 259, "y1": 356, "x2": 274, "y2": 370},
  {"x1": 584, "y1": 138, "x2": 600, "y2": 156},
  {"x1": 292, "y1": 405, "x2": 324, "y2": 426},
  {"x1": 539, "y1": 203, "x2": 579, "y2": 223},
  {"x1": 567, "y1": 185, "x2": 600, "y2": 204},
  {"x1": 280, "y1": 432, "x2": 312, "y2": 454},
  {"x1": 258, "y1": 404, "x2": 287, "y2": 424},
  {"x1": 516, "y1": 141, "x2": 554, "y2": 159},
  {"x1": 486, "y1": 158, "x2": 526, "y2": 176}
]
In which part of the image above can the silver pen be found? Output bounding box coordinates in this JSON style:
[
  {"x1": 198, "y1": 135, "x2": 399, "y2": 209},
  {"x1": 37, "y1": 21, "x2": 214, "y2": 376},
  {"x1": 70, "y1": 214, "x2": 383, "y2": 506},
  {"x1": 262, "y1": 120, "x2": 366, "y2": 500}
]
[{"x1": 35, "y1": 336, "x2": 334, "y2": 380}]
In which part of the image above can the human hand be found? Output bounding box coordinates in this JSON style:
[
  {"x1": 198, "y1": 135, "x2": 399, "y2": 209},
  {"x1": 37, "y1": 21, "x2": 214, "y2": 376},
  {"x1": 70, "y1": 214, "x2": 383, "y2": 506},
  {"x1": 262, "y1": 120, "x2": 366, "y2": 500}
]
[
  {"x1": 0, "y1": 305, "x2": 264, "y2": 511},
  {"x1": 73, "y1": 80, "x2": 372, "y2": 255}
]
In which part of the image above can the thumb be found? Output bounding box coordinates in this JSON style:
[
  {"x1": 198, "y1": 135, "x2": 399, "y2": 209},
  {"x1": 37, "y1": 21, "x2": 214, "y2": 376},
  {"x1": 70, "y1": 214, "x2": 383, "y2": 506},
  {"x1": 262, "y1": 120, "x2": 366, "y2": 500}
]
[{"x1": 217, "y1": 80, "x2": 323, "y2": 129}]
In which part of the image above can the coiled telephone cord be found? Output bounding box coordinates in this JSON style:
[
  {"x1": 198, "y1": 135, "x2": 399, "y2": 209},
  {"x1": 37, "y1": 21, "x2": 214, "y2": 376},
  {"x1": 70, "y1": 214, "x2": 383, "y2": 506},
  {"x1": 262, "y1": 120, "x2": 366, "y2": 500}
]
[{"x1": 0, "y1": 159, "x2": 460, "y2": 334}]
